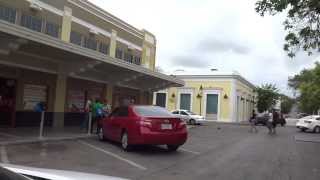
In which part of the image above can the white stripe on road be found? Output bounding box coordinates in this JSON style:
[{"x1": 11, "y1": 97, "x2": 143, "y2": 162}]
[
  {"x1": 0, "y1": 146, "x2": 10, "y2": 163},
  {"x1": 180, "y1": 148, "x2": 201, "y2": 155},
  {"x1": 78, "y1": 140, "x2": 147, "y2": 170}
]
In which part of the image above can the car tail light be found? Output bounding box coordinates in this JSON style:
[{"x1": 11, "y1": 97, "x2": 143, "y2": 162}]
[
  {"x1": 178, "y1": 119, "x2": 186, "y2": 129},
  {"x1": 140, "y1": 120, "x2": 152, "y2": 128}
]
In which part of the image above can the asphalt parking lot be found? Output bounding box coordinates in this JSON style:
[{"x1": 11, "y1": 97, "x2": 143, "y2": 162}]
[{"x1": 2, "y1": 123, "x2": 320, "y2": 180}]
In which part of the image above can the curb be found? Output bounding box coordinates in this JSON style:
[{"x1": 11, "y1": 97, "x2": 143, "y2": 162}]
[{"x1": 0, "y1": 134, "x2": 96, "y2": 146}]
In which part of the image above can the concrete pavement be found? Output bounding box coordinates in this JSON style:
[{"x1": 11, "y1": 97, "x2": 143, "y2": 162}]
[{"x1": 1, "y1": 123, "x2": 320, "y2": 180}]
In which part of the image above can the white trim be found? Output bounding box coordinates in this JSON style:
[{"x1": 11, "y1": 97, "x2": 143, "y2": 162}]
[
  {"x1": 177, "y1": 88, "x2": 193, "y2": 111},
  {"x1": 181, "y1": 78, "x2": 233, "y2": 82},
  {"x1": 68, "y1": 0, "x2": 144, "y2": 38},
  {"x1": 28, "y1": 0, "x2": 143, "y2": 51},
  {"x1": 153, "y1": 90, "x2": 168, "y2": 108},
  {"x1": 202, "y1": 89, "x2": 221, "y2": 121}
]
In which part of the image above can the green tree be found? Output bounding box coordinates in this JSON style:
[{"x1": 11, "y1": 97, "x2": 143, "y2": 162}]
[
  {"x1": 256, "y1": 84, "x2": 280, "y2": 113},
  {"x1": 280, "y1": 95, "x2": 295, "y2": 114},
  {"x1": 255, "y1": 0, "x2": 320, "y2": 57},
  {"x1": 289, "y1": 62, "x2": 320, "y2": 113}
]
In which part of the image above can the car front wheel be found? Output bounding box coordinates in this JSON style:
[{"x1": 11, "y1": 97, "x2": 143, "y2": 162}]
[
  {"x1": 314, "y1": 126, "x2": 320, "y2": 133},
  {"x1": 190, "y1": 119, "x2": 196, "y2": 125},
  {"x1": 167, "y1": 145, "x2": 180, "y2": 151}
]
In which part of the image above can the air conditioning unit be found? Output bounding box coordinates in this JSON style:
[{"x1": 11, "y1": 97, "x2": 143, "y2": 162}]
[{"x1": 30, "y1": 3, "x2": 42, "y2": 11}]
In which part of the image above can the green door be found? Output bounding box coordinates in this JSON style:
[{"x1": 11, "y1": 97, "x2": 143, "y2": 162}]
[
  {"x1": 206, "y1": 94, "x2": 218, "y2": 120},
  {"x1": 180, "y1": 93, "x2": 191, "y2": 111}
]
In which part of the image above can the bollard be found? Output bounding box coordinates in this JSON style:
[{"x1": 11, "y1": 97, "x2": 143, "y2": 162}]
[
  {"x1": 87, "y1": 112, "x2": 92, "y2": 135},
  {"x1": 39, "y1": 111, "x2": 45, "y2": 139}
]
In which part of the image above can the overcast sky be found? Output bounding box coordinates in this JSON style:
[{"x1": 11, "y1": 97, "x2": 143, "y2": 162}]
[{"x1": 89, "y1": 0, "x2": 319, "y2": 95}]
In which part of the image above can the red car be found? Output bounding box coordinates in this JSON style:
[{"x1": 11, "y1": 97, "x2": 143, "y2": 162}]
[{"x1": 98, "y1": 105, "x2": 188, "y2": 151}]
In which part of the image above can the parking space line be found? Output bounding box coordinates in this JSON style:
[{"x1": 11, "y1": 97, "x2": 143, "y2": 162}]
[
  {"x1": 0, "y1": 146, "x2": 10, "y2": 163},
  {"x1": 180, "y1": 148, "x2": 201, "y2": 155},
  {"x1": 78, "y1": 140, "x2": 147, "y2": 170},
  {"x1": 0, "y1": 132, "x2": 20, "y2": 138}
]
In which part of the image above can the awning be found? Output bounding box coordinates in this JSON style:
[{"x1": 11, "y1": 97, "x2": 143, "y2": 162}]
[{"x1": 0, "y1": 20, "x2": 184, "y2": 91}]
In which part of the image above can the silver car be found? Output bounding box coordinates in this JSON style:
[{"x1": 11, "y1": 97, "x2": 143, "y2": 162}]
[{"x1": 172, "y1": 109, "x2": 205, "y2": 125}]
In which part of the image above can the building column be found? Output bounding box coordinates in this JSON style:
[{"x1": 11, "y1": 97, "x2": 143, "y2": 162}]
[
  {"x1": 106, "y1": 84, "x2": 113, "y2": 107},
  {"x1": 53, "y1": 74, "x2": 67, "y2": 128},
  {"x1": 142, "y1": 30, "x2": 156, "y2": 70},
  {"x1": 61, "y1": 6, "x2": 72, "y2": 42},
  {"x1": 109, "y1": 30, "x2": 117, "y2": 58}
]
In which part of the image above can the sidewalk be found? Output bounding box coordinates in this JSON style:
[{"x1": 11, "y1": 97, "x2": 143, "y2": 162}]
[{"x1": 0, "y1": 127, "x2": 94, "y2": 146}]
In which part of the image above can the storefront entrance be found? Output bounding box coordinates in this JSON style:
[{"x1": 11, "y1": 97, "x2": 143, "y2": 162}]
[{"x1": 0, "y1": 77, "x2": 16, "y2": 127}]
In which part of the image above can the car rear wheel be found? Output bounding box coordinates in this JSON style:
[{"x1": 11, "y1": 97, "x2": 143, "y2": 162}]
[
  {"x1": 300, "y1": 128, "x2": 306, "y2": 132},
  {"x1": 98, "y1": 127, "x2": 105, "y2": 141},
  {"x1": 167, "y1": 145, "x2": 179, "y2": 152},
  {"x1": 121, "y1": 131, "x2": 131, "y2": 151},
  {"x1": 313, "y1": 126, "x2": 320, "y2": 133}
]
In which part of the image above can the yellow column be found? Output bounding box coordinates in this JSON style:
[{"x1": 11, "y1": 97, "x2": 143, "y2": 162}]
[
  {"x1": 106, "y1": 84, "x2": 113, "y2": 107},
  {"x1": 109, "y1": 30, "x2": 117, "y2": 58},
  {"x1": 141, "y1": 30, "x2": 156, "y2": 71},
  {"x1": 61, "y1": 6, "x2": 72, "y2": 42},
  {"x1": 53, "y1": 74, "x2": 67, "y2": 127}
]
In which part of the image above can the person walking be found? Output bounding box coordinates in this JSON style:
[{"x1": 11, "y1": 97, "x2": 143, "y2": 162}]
[
  {"x1": 91, "y1": 99, "x2": 103, "y2": 134},
  {"x1": 81, "y1": 98, "x2": 92, "y2": 131},
  {"x1": 272, "y1": 110, "x2": 280, "y2": 134},
  {"x1": 266, "y1": 110, "x2": 274, "y2": 134},
  {"x1": 249, "y1": 110, "x2": 258, "y2": 133}
]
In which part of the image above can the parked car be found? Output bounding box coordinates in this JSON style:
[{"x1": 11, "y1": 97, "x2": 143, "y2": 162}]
[
  {"x1": 98, "y1": 105, "x2": 188, "y2": 151},
  {"x1": 1, "y1": 163, "x2": 126, "y2": 180},
  {"x1": 172, "y1": 109, "x2": 205, "y2": 125},
  {"x1": 296, "y1": 115, "x2": 320, "y2": 133}
]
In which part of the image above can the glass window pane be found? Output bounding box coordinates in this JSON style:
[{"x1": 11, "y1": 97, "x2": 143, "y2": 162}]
[
  {"x1": 134, "y1": 106, "x2": 173, "y2": 117},
  {"x1": 116, "y1": 48, "x2": 123, "y2": 59},
  {"x1": 70, "y1": 31, "x2": 82, "y2": 46},
  {"x1": 99, "y1": 43, "x2": 109, "y2": 54},
  {"x1": 45, "y1": 22, "x2": 59, "y2": 38},
  {"x1": 134, "y1": 56, "x2": 141, "y2": 65},
  {"x1": 0, "y1": 6, "x2": 16, "y2": 23},
  {"x1": 180, "y1": 94, "x2": 191, "y2": 111},
  {"x1": 206, "y1": 94, "x2": 218, "y2": 114},
  {"x1": 84, "y1": 37, "x2": 97, "y2": 50},
  {"x1": 156, "y1": 93, "x2": 166, "y2": 107},
  {"x1": 21, "y1": 14, "x2": 42, "y2": 32}
]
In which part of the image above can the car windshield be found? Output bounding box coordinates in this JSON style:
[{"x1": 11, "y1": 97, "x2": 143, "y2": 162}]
[{"x1": 134, "y1": 106, "x2": 174, "y2": 117}]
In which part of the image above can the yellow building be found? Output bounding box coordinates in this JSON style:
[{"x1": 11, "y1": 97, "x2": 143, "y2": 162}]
[
  {"x1": 154, "y1": 72, "x2": 256, "y2": 122},
  {"x1": 0, "y1": 0, "x2": 183, "y2": 127}
]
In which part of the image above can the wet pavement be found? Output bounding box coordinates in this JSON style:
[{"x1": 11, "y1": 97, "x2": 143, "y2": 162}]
[{"x1": 1, "y1": 123, "x2": 320, "y2": 180}]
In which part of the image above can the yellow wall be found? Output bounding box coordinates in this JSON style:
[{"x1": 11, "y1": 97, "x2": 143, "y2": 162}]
[{"x1": 166, "y1": 80, "x2": 232, "y2": 122}]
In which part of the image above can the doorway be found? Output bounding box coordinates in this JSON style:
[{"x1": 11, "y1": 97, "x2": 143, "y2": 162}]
[
  {"x1": 206, "y1": 94, "x2": 218, "y2": 120},
  {"x1": 0, "y1": 77, "x2": 16, "y2": 127}
]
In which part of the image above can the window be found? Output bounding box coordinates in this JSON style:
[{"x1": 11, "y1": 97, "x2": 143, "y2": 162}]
[
  {"x1": 0, "y1": 6, "x2": 16, "y2": 23},
  {"x1": 124, "y1": 53, "x2": 133, "y2": 63},
  {"x1": 70, "y1": 31, "x2": 82, "y2": 46},
  {"x1": 84, "y1": 37, "x2": 97, "y2": 50},
  {"x1": 181, "y1": 111, "x2": 188, "y2": 116},
  {"x1": 172, "y1": 111, "x2": 179, "y2": 114},
  {"x1": 99, "y1": 43, "x2": 109, "y2": 55},
  {"x1": 180, "y1": 93, "x2": 191, "y2": 111},
  {"x1": 155, "y1": 93, "x2": 166, "y2": 107},
  {"x1": 21, "y1": 14, "x2": 42, "y2": 32},
  {"x1": 115, "y1": 48, "x2": 123, "y2": 59},
  {"x1": 134, "y1": 56, "x2": 141, "y2": 65},
  {"x1": 134, "y1": 106, "x2": 173, "y2": 117},
  {"x1": 45, "y1": 22, "x2": 59, "y2": 38}
]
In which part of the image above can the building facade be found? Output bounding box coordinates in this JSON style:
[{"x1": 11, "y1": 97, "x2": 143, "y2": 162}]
[
  {"x1": 0, "y1": 0, "x2": 183, "y2": 127},
  {"x1": 154, "y1": 73, "x2": 256, "y2": 122}
]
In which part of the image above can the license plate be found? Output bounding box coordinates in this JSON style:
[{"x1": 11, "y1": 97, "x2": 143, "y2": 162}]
[{"x1": 161, "y1": 124, "x2": 172, "y2": 130}]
